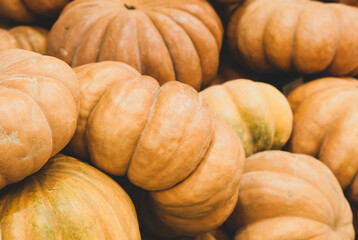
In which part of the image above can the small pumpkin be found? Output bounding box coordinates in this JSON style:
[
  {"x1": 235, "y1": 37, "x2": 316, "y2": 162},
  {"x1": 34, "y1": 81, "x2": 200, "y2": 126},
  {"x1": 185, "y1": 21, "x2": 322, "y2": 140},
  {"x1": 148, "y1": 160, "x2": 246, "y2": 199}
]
[
  {"x1": 0, "y1": 49, "x2": 79, "y2": 189},
  {"x1": 0, "y1": 0, "x2": 70, "y2": 23},
  {"x1": 227, "y1": 150, "x2": 354, "y2": 240},
  {"x1": 288, "y1": 77, "x2": 358, "y2": 202},
  {"x1": 227, "y1": 0, "x2": 358, "y2": 76},
  {"x1": 47, "y1": 0, "x2": 223, "y2": 90},
  {"x1": 0, "y1": 154, "x2": 141, "y2": 239},
  {"x1": 200, "y1": 79, "x2": 292, "y2": 156},
  {"x1": 67, "y1": 61, "x2": 245, "y2": 237}
]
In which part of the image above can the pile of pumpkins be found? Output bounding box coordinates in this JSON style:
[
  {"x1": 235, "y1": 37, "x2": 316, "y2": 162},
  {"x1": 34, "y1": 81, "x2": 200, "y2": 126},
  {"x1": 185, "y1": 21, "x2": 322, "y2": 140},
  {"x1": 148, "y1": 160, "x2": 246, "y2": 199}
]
[{"x1": 1, "y1": 0, "x2": 358, "y2": 239}]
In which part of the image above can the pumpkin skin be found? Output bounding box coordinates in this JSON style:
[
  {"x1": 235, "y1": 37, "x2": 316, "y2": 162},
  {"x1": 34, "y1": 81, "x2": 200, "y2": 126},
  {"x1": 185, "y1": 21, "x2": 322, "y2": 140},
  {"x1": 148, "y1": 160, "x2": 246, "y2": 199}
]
[
  {"x1": 0, "y1": 0, "x2": 70, "y2": 23},
  {"x1": 46, "y1": 0, "x2": 223, "y2": 90},
  {"x1": 0, "y1": 28, "x2": 17, "y2": 51},
  {"x1": 227, "y1": 0, "x2": 358, "y2": 76},
  {"x1": 200, "y1": 79, "x2": 293, "y2": 156},
  {"x1": 8, "y1": 26, "x2": 48, "y2": 54},
  {"x1": 0, "y1": 154, "x2": 141, "y2": 239},
  {"x1": 67, "y1": 61, "x2": 245, "y2": 237},
  {"x1": 0, "y1": 49, "x2": 79, "y2": 190},
  {"x1": 227, "y1": 150, "x2": 354, "y2": 240},
  {"x1": 288, "y1": 77, "x2": 358, "y2": 201}
]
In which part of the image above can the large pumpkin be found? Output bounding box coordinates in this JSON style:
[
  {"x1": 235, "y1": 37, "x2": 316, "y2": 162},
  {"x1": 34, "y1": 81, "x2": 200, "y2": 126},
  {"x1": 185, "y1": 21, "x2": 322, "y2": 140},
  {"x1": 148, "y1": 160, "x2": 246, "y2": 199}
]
[
  {"x1": 67, "y1": 61, "x2": 245, "y2": 237},
  {"x1": 227, "y1": 150, "x2": 354, "y2": 240},
  {"x1": 0, "y1": 154, "x2": 141, "y2": 239},
  {"x1": 288, "y1": 77, "x2": 358, "y2": 202},
  {"x1": 46, "y1": 0, "x2": 223, "y2": 90},
  {"x1": 0, "y1": 49, "x2": 79, "y2": 189},
  {"x1": 0, "y1": 0, "x2": 70, "y2": 23},
  {"x1": 200, "y1": 79, "x2": 292, "y2": 156},
  {"x1": 227, "y1": 0, "x2": 358, "y2": 76}
]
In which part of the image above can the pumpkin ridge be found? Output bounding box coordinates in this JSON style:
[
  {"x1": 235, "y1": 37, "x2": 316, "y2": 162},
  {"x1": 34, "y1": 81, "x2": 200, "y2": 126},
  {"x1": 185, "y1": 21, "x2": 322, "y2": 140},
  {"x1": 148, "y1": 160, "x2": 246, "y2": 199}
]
[
  {"x1": 43, "y1": 174, "x2": 125, "y2": 238},
  {"x1": 128, "y1": 82, "x2": 160, "y2": 173},
  {"x1": 134, "y1": 13, "x2": 143, "y2": 73},
  {"x1": 242, "y1": 169, "x2": 339, "y2": 223},
  {"x1": 324, "y1": 7, "x2": 341, "y2": 74},
  {"x1": 31, "y1": 175, "x2": 63, "y2": 240},
  {"x1": 290, "y1": 3, "x2": 306, "y2": 73},
  {"x1": 152, "y1": 7, "x2": 205, "y2": 87},
  {"x1": 144, "y1": 10, "x2": 178, "y2": 83},
  {"x1": 94, "y1": 15, "x2": 121, "y2": 64},
  {"x1": 222, "y1": 84, "x2": 253, "y2": 155}
]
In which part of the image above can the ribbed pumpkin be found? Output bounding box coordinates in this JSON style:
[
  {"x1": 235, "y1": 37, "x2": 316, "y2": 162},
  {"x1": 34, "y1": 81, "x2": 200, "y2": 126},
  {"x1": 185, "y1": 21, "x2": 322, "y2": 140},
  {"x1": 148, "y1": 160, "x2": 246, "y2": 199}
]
[
  {"x1": 0, "y1": 26, "x2": 48, "y2": 53},
  {"x1": 288, "y1": 77, "x2": 358, "y2": 202},
  {"x1": 0, "y1": 0, "x2": 70, "y2": 23},
  {"x1": 0, "y1": 49, "x2": 79, "y2": 189},
  {"x1": 47, "y1": 0, "x2": 223, "y2": 90},
  {"x1": 0, "y1": 154, "x2": 141, "y2": 239},
  {"x1": 0, "y1": 28, "x2": 17, "y2": 51},
  {"x1": 200, "y1": 79, "x2": 292, "y2": 156},
  {"x1": 227, "y1": 150, "x2": 354, "y2": 240},
  {"x1": 67, "y1": 61, "x2": 245, "y2": 237},
  {"x1": 227, "y1": 0, "x2": 358, "y2": 76}
]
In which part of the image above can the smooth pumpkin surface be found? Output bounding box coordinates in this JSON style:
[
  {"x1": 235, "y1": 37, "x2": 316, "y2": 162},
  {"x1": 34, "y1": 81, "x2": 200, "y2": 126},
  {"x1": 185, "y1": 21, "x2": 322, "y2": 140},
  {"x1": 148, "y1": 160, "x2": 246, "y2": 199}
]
[
  {"x1": 0, "y1": 0, "x2": 70, "y2": 22},
  {"x1": 68, "y1": 61, "x2": 245, "y2": 237},
  {"x1": 227, "y1": 150, "x2": 354, "y2": 240},
  {"x1": 47, "y1": 0, "x2": 223, "y2": 90},
  {"x1": 200, "y1": 79, "x2": 292, "y2": 156},
  {"x1": 0, "y1": 49, "x2": 79, "y2": 189},
  {"x1": 288, "y1": 77, "x2": 358, "y2": 201},
  {"x1": 0, "y1": 154, "x2": 141, "y2": 240},
  {"x1": 227, "y1": 0, "x2": 358, "y2": 76}
]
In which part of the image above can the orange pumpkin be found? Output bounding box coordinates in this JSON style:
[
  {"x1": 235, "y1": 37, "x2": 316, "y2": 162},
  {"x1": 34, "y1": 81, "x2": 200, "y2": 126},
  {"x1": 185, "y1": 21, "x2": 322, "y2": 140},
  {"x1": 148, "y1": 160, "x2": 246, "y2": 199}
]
[
  {"x1": 0, "y1": 26, "x2": 48, "y2": 53},
  {"x1": 0, "y1": 49, "x2": 79, "y2": 189},
  {"x1": 288, "y1": 77, "x2": 358, "y2": 202},
  {"x1": 0, "y1": 0, "x2": 70, "y2": 22},
  {"x1": 47, "y1": 0, "x2": 223, "y2": 90},
  {"x1": 227, "y1": 0, "x2": 358, "y2": 76},
  {"x1": 0, "y1": 154, "x2": 141, "y2": 239},
  {"x1": 67, "y1": 61, "x2": 245, "y2": 237},
  {"x1": 227, "y1": 150, "x2": 354, "y2": 239}
]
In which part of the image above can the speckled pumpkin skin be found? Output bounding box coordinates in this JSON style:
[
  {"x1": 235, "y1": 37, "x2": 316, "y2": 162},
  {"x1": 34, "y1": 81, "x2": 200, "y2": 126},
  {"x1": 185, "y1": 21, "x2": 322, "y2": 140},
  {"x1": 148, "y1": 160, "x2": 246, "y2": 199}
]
[
  {"x1": 200, "y1": 79, "x2": 292, "y2": 156},
  {"x1": 0, "y1": 154, "x2": 141, "y2": 240}
]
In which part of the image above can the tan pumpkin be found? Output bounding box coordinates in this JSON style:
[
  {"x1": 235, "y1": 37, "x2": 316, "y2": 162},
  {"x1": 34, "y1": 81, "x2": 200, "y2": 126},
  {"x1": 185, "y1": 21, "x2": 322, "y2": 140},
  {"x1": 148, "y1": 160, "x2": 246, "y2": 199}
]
[
  {"x1": 227, "y1": 150, "x2": 354, "y2": 240},
  {"x1": 227, "y1": 0, "x2": 358, "y2": 76},
  {"x1": 288, "y1": 77, "x2": 358, "y2": 202},
  {"x1": 0, "y1": 154, "x2": 141, "y2": 239},
  {"x1": 47, "y1": 0, "x2": 223, "y2": 90},
  {"x1": 8, "y1": 26, "x2": 48, "y2": 54},
  {"x1": 0, "y1": 28, "x2": 17, "y2": 51},
  {"x1": 67, "y1": 61, "x2": 245, "y2": 237},
  {"x1": 0, "y1": 49, "x2": 79, "y2": 189},
  {"x1": 200, "y1": 79, "x2": 292, "y2": 156},
  {"x1": 0, "y1": 0, "x2": 70, "y2": 23},
  {"x1": 0, "y1": 26, "x2": 48, "y2": 53}
]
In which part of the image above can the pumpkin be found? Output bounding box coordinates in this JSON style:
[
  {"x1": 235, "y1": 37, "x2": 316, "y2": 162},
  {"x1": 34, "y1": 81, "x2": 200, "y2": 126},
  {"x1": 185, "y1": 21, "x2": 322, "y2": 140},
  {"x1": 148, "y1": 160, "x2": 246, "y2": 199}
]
[
  {"x1": 227, "y1": 0, "x2": 358, "y2": 76},
  {"x1": 0, "y1": 49, "x2": 79, "y2": 189},
  {"x1": 328, "y1": 0, "x2": 358, "y2": 6},
  {"x1": 0, "y1": 154, "x2": 141, "y2": 239},
  {"x1": 0, "y1": 28, "x2": 17, "y2": 51},
  {"x1": 8, "y1": 26, "x2": 48, "y2": 54},
  {"x1": 143, "y1": 229, "x2": 230, "y2": 240},
  {"x1": 46, "y1": 0, "x2": 223, "y2": 90},
  {"x1": 67, "y1": 61, "x2": 245, "y2": 237},
  {"x1": 227, "y1": 150, "x2": 354, "y2": 240},
  {"x1": 288, "y1": 77, "x2": 358, "y2": 201},
  {"x1": 0, "y1": 0, "x2": 70, "y2": 23},
  {"x1": 200, "y1": 79, "x2": 293, "y2": 156}
]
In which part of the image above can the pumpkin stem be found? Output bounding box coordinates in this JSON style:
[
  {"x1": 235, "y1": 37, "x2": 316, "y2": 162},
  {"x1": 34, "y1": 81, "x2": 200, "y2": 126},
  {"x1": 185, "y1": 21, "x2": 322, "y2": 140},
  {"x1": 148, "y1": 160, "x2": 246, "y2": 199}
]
[{"x1": 124, "y1": 4, "x2": 136, "y2": 10}]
